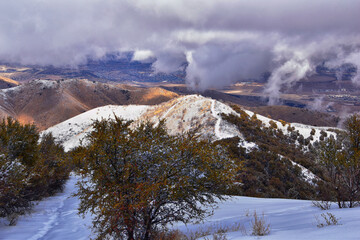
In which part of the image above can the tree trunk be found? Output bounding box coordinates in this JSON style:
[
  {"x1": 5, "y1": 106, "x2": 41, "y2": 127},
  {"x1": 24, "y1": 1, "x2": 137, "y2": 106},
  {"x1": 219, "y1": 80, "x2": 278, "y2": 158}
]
[
  {"x1": 336, "y1": 187, "x2": 342, "y2": 208},
  {"x1": 143, "y1": 218, "x2": 152, "y2": 240},
  {"x1": 127, "y1": 232, "x2": 134, "y2": 240}
]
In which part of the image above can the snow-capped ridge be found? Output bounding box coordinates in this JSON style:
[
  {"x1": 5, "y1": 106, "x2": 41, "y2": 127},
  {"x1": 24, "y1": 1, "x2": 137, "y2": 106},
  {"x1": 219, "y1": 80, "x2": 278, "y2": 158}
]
[
  {"x1": 44, "y1": 94, "x2": 339, "y2": 152},
  {"x1": 44, "y1": 95, "x2": 244, "y2": 151},
  {"x1": 43, "y1": 104, "x2": 150, "y2": 151}
]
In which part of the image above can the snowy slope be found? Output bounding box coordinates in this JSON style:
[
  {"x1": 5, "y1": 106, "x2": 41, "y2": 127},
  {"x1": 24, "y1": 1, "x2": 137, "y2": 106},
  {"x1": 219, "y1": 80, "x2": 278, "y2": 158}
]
[
  {"x1": 243, "y1": 109, "x2": 337, "y2": 144},
  {"x1": 44, "y1": 94, "x2": 339, "y2": 154},
  {"x1": 174, "y1": 196, "x2": 360, "y2": 240},
  {"x1": 42, "y1": 105, "x2": 150, "y2": 151},
  {"x1": 2, "y1": 175, "x2": 360, "y2": 240},
  {"x1": 44, "y1": 95, "x2": 241, "y2": 151}
]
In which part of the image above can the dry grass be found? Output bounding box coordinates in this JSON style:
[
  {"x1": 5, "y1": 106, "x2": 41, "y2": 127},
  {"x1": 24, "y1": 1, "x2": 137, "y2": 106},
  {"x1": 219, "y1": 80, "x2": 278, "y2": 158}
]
[
  {"x1": 315, "y1": 212, "x2": 341, "y2": 228},
  {"x1": 312, "y1": 200, "x2": 332, "y2": 210},
  {"x1": 250, "y1": 211, "x2": 271, "y2": 236}
]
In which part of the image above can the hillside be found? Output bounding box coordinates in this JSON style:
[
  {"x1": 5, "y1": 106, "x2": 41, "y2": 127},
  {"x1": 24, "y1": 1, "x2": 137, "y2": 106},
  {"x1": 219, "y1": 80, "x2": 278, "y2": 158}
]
[
  {"x1": 45, "y1": 94, "x2": 336, "y2": 152},
  {"x1": 0, "y1": 76, "x2": 19, "y2": 89},
  {"x1": 249, "y1": 105, "x2": 340, "y2": 127},
  {"x1": 43, "y1": 95, "x2": 241, "y2": 151},
  {"x1": 44, "y1": 94, "x2": 339, "y2": 199},
  {"x1": 0, "y1": 79, "x2": 178, "y2": 130}
]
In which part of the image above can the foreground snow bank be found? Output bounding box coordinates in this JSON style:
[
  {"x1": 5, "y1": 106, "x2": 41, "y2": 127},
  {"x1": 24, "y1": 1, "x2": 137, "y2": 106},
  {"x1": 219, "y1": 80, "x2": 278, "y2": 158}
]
[
  {"x1": 174, "y1": 197, "x2": 360, "y2": 240},
  {"x1": 2, "y1": 175, "x2": 360, "y2": 240}
]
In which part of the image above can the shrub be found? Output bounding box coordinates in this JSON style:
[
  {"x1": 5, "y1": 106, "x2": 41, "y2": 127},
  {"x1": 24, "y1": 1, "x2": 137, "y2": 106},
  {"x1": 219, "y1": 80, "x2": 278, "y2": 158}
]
[
  {"x1": 0, "y1": 118, "x2": 70, "y2": 225},
  {"x1": 251, "y1": 211, "x2": 270, "y2": 236},
  {"x1": 269, "y1": 120, "x2": 278, "y2": 129},
  {"x1": 75, "y1": 118, "x2": 238, "y2": 240},
  {"x1": 310, "y1": 129, "x2": 316, "y2": 136},
  {"x1": 312, "y1": 200, "x2": 332, "y2": 210},
  {"x1": 279, "y1": 119, "x2": 287, "y2": 127},
  {"x1": 315, "y1": 212, "x2": 340, "y2": 228}
]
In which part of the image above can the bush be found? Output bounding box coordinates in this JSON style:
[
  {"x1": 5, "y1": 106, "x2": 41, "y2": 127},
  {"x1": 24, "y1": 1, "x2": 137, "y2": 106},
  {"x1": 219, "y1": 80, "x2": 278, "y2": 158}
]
[
  {"x1": 310, "y1": 129, "x2": 316, "y2": 136},
  {"x1": 315, "y1": 212, "x2": 340, "y2": 228},
  {"x1": 312, "y1": 200, "x2": 332, "y2": 210},
  {"x1": 75, "y1": 118, "x2": 237, "y2": 240},
  {"x1": 251, "y1": 211, "x2": 270, "y2": 236}
]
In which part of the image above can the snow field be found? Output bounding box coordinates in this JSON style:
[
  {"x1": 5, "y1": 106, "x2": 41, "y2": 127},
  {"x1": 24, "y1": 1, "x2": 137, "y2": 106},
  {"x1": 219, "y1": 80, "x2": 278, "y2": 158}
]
[{"x1": 2, "y1": 175, "x2": 360, "y2": 240}]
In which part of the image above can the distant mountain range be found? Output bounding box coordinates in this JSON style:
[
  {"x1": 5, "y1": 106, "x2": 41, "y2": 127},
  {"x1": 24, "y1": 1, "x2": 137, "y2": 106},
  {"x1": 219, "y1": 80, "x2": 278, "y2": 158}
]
[{"x1": 0, "y1": 53, "x2": 186, "y2": 83}]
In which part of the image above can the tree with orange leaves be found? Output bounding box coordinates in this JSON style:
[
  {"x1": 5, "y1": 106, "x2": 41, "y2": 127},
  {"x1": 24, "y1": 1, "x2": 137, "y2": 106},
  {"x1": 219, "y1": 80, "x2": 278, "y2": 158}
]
[{"x1": 75, "y1": 117, "x2": 236, "y2": 240}]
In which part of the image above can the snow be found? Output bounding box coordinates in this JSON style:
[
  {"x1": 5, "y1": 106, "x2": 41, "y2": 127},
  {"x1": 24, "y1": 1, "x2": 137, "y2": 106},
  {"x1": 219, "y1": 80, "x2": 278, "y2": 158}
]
[
  {"x1": 211, "y1": 99, "x2": 241, "y2": 140},
  {"x1": 290, "y1": 160, "x2": 320, "y2": 185},
  {"x1": 43, "y1": 95, "x2": 242, "y2": 151},
  {"x1": 238, "y1": 140, "x2": 258, "y2": 153},
  {"x1": 0, "y1": 175, "x2": 92, "y2": 240},
  {"x1": 42, "y1": 105, "x2": 150, "y2": 151},
  {"x1": 42, "y1": 94, "x2": 340, "y2": 154},
  {"x1": 2, "y1": 175, "x2": 360, "y2": 240},
  {"x1": 174, "y1": 197, "x2": 360, "y2": 240}
]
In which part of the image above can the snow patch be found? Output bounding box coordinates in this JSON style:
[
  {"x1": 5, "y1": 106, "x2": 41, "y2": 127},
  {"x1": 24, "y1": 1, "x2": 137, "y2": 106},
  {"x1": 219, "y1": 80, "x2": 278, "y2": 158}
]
[
  {"x1": 43, "y1": 105, "x2": 150, "y2": 151},
  {"x1": 211, "y1": 99, "x2": 240, "y2": 140},
  {"x1": 290, "y1": 160, "x2": 320, "y2": 185},
  {"x1": 238, "y1": 140, "x2": 258, "y2": 153}
]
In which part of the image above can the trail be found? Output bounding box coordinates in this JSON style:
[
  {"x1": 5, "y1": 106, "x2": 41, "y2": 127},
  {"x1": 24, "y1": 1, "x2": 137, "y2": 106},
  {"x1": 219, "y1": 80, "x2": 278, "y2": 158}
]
[{"x1": 0, "y1": 175, "x2": 92, "y2": 240}]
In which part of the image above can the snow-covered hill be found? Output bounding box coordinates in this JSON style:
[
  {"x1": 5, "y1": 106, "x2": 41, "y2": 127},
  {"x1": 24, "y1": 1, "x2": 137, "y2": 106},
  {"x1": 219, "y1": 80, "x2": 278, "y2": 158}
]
[
  {"x1": 44, "y1": 94, "x2": 337, "y2": 152},
  {"x1": 1, "y1": 174, "x2": 359, "y2": 240},
  {"x1": 43, "y1": 95, "x2": 242, "y2": 151}
]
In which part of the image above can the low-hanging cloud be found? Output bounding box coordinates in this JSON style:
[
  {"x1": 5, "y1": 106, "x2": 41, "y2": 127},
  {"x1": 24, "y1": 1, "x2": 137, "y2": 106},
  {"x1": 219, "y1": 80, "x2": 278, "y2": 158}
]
[{"x1": 0, "y1": 0, "x2": 360, "y2": 103}]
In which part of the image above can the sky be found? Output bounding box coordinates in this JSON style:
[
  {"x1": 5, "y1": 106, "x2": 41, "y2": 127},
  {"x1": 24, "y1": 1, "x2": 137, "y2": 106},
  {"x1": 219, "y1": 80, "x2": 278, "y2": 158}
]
[{"x1": 0, "y1": 0, "x2": 360, "y2": 102}]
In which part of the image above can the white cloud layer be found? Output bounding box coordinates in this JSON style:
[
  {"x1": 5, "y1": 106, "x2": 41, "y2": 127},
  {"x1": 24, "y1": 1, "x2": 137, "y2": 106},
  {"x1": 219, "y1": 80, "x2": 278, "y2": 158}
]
[{"x1": 1, "y1": 0, "x2": 360, "y2": 101}]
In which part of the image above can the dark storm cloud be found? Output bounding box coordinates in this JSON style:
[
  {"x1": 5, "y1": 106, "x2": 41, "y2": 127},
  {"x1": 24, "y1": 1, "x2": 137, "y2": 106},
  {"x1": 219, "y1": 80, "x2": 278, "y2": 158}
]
[{"x1": 0, "y1": 0, "x2": 360, "y2": 102}]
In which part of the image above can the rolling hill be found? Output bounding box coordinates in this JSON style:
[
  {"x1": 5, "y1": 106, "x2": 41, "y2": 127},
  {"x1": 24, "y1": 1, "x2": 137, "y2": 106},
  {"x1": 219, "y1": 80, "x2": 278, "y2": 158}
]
[{"x1": 0, "y1": 79, "x2": 178, "y2": 130}]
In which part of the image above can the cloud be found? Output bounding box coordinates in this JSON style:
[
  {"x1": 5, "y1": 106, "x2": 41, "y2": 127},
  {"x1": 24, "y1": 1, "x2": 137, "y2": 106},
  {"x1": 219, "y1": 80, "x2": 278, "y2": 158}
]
[
  {"x1": 0, "y1": 0, "x2": 360, "y2": 101},
  {"x1": 132, "y1": 50, "x2": 155, "y2": 62}
]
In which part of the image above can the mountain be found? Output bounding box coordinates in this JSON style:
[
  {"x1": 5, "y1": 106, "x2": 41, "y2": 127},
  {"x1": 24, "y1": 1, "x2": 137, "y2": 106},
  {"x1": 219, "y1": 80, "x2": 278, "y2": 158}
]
[
  {"x1": 2, "y1": 95, "x2": 351, "y2": 240},
  {"x1": 0, "y1": 79, "x2": 178, "y2": 130},
  {"x1": 160, "y1": 85, "x2": 340, "y2": 127}
]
